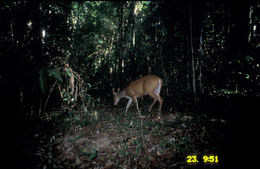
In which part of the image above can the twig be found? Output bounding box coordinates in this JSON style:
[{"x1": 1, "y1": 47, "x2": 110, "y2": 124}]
[{"x1": 42, "y1": 80, "x2": 57, "y2": 115}]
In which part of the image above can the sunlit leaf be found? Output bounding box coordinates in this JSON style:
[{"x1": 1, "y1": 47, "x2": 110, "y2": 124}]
[
  {"x1": 245, "y1": 55, "x2": 254, "y2": 61},
  {"x1": 89, "y1": 149, "x2": 97, "y2": 160}
]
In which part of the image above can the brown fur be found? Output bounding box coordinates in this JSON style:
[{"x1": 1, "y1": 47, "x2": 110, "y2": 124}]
[{"x1": 113, "y1": 75, "x2": 163, "y2": 112}]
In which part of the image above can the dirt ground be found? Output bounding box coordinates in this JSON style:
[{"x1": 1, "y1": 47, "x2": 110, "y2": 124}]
[{"x1": 49, "y1": 106, "x2": 225, "y2": 168}]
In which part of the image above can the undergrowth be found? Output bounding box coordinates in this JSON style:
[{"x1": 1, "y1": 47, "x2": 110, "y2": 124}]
[{"x1": 36, "y1": 103, "x2": 227, "y2": 168}]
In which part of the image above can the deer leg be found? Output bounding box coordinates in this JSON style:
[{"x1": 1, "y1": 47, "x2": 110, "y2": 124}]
[
  {"x1": 148, "y1": 93, "x2": 158, "y2": 112},
  {"x1": 125, "y1": 98, "x2": 133, "y2": 112},
  {"x1": 148, "y1": 96, "x2": 157, "y2": 112},
  {"x1": 158, "y1": 95, "x2": 163, "y2": 111},
  {"x1": 133, "y1": 96, "x2": 140, "y2": 112}
]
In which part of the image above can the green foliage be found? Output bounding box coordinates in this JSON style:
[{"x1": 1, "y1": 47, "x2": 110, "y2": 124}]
[
  {"x1": 3, "y1": 1, "x2": 260, "y2": 168},
  {"x1": 1, "y1": 0, "x2": 259, "y2": 118},
  {"x1": 80, "y1": 149, "x2": 97, "y2": 160},
  {"x1": 39, "y1": 69, "x2": 47, "y2": 94},
  {"x1": 46, "y1": 68, "x2": 63, "y2": 82}
]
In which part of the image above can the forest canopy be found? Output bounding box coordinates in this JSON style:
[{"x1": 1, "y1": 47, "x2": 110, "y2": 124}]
[{"x1": 1, "y1": 1, "x2": 259, "y2": 116}]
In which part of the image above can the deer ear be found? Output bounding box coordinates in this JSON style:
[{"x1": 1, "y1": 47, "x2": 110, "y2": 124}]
[{"x1": 112, "y1": 88, "x2": 116, "y2": 95}]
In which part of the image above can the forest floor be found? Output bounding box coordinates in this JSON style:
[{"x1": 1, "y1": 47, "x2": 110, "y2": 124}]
[
  {"x1": 41, "y1": 104, "x2": 228, "y2": 169},
  {"x1": 4, "y1": 96, "x2": 258, "y2": 168}
]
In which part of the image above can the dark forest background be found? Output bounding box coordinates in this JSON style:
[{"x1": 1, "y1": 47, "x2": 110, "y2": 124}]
[{"x1": 1, "y1": 0, "x2": 260, "y2": 168}]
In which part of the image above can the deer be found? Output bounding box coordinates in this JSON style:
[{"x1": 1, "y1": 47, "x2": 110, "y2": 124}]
[{"x1": 112, "y1": 75, "x2": 163, "y2": 113}]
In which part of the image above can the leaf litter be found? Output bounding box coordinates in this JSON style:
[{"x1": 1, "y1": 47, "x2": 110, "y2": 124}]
[{"x1": 48, "y1": 106, "x2": 226, "y2": 168}]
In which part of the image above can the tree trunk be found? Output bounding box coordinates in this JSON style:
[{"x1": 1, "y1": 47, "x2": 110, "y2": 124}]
[
  {"x1": 188, "y1": 3, "x2": 197, "y2": 105},
  {"x1": 185, "y1": 29, "x2": 191, "y2": 91},
  {"x1": 199, "y1": 27, "x2": 204, "y2": 94},
  {"x1": 118, "y1": 2, "x2": 124, "y2": 85},
  {"x1": 225, "y1": 1, "x2": 250, "y2": 54}
]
